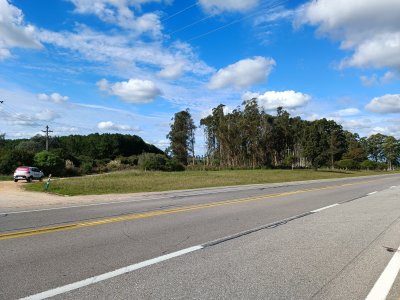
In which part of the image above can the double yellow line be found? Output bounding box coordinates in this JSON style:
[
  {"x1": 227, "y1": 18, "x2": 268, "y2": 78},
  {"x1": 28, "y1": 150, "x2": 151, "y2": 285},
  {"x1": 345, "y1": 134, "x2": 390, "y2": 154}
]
[{"x1": 0, "y1": 180, "x2": 375, "y2": 241}]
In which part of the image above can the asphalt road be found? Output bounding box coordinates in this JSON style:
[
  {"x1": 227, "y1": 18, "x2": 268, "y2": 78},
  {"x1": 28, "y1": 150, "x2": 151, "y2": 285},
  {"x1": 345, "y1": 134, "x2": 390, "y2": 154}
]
[{"x1": 1, "y1": 174, "x2": 400, "y2": 299}]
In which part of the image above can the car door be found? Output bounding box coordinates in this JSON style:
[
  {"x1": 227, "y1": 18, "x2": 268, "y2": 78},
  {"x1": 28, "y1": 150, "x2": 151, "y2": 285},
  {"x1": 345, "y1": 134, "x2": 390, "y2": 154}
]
[{"x1": 32, "y1": 168, "x2": 39, "y2": 179}]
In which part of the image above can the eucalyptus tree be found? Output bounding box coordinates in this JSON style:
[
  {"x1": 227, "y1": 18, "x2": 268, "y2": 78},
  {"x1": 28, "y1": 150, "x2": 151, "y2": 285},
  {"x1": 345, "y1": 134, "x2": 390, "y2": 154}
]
[
  {"x1": 367, "y1": 133, "x2": 386, "y2": 162},
  {"x1": 383, "y1": 136, "x2": 400, "y2": 170},
  {"x1": 167, "y1": 109, "x2": 196, "y2": 165}
]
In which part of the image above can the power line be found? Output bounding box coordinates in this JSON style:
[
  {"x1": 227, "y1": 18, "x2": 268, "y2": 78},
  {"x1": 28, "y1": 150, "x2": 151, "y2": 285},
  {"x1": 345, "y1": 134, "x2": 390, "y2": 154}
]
[
  {"x1": 168, "y1": 13, "x2": 215, "y2": 35},
  {"x1": 162, "y1": 2, "x2": 199, "y2": 22},
  {"x1": 186, "y1": 0, "x2": 287, "y2": 42}
]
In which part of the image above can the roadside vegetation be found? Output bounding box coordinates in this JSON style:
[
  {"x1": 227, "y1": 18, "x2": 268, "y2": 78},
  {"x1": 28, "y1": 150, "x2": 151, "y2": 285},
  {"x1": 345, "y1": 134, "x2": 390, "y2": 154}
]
[
  {"x1": 24, "y1": 169, "x2": 397, "y2": 196},
  {"x1": 0, "y1": 175, "x2": 11, "y2": 181},
  {"x1": 1, "y1": 100, "x2": 399, "y2": 193}
]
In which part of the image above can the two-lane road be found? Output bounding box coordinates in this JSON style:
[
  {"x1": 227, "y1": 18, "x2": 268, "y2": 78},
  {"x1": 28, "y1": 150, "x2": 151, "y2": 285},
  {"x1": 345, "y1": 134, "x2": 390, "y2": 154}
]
[{"x1": 1, "y1": 174, "x2": 400, "y2": 299}]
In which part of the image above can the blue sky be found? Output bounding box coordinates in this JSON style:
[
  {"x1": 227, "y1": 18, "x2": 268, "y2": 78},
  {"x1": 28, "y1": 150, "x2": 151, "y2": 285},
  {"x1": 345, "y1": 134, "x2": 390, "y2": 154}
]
[{"x1": 0, "y1": 0, "x2": 399, "y2": 154}]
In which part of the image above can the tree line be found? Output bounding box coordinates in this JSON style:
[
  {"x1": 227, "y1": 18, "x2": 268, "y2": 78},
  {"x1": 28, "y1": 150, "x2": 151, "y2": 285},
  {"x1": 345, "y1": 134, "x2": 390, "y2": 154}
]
[
  {"x1": 169, "y1": 99, "x2": 400, "y2": 170},
  {"x1": 0, "y1": 133, "x2": 164, "y2": 176}
]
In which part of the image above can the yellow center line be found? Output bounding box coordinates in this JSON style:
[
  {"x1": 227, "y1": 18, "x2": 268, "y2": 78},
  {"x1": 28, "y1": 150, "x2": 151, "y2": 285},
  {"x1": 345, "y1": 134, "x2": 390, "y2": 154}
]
[{"x1": 0, "y1": 179, "x2": 379, "y2": 241}]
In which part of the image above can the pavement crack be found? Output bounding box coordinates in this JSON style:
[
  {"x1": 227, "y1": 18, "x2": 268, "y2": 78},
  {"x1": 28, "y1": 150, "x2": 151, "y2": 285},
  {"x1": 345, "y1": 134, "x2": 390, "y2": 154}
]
[
  {"x1": 203, "y1": 212, "x2": 314, "y2": 248},
  {"x1": 383, "y1": 246, "x2": 400, "y2": 253},
  {"x1": 310, "y1": 214, "x2": 400, "y2": 299}
]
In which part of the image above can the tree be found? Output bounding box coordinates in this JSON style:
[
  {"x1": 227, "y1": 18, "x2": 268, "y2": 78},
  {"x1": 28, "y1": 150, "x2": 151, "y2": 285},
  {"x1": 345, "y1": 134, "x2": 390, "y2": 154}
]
[
  {"x1": 383, "y1": 136, "x2": 400, "y2": 170},
  {"x1": 34, "y1": 151, "x2": 64, "y2": 176},
  {"x1": 167, "y1": 109, "x2": 196, "y2": 166},
  {"x1": 0, "y1": 150, "x2": 34, "y2": 174},
  {"x1": 367, "y1": 133, "x2": 386, "y2": 162}
]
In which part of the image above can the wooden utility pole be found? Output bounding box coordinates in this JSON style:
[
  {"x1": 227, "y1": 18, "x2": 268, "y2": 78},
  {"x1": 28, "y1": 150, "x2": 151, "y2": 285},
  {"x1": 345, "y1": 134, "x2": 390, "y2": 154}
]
[{"x1": 42, "y1": 125, "x2": 53, "y2": 151}]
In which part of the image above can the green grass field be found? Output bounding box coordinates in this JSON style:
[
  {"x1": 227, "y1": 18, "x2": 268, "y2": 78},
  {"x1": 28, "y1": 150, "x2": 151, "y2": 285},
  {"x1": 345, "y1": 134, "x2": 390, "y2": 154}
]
[
  {"x1": 23, "y1": 169, "x2": 398, "y2": 196},
  {"x1": 0, "y1": 175, "x2": 12, "y2": 181}
]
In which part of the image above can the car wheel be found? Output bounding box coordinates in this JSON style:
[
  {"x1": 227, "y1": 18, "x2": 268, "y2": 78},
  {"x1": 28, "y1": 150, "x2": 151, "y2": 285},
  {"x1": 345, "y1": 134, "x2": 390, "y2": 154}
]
[
  {"x1": 39, "y1": 177, "x2": 43, "y2": 182},
  {"x1": 26, "y1": 177, "x2": 32, "y2": 183},
  {"x1": 14, "y1": 179, "x2": 18, "y2": 182}
]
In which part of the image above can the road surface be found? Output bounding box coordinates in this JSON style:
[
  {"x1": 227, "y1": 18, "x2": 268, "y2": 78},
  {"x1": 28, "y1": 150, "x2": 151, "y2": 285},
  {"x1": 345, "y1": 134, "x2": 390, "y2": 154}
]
[{"x1": 0, "y1": 174, "x2": 400, "y2": 299}]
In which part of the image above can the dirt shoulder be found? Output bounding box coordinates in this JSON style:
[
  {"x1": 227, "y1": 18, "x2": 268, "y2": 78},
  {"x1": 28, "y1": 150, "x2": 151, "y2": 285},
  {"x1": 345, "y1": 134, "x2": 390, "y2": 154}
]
[{"x1": 0, "y1": 181, "x2": 143, "y2": 211}]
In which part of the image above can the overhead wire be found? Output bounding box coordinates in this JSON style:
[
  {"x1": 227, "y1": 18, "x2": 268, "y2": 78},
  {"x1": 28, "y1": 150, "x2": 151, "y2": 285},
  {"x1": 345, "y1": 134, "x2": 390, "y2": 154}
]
[
  {"x1": 168, "y1": 13, "x2": 215, "y2": 35},
  {"x1": 186, "y1": 0, "x2": 287, "y2": 42},
  {"x1": 162, "y1": 2, "x2": 199, "y2": 22}
]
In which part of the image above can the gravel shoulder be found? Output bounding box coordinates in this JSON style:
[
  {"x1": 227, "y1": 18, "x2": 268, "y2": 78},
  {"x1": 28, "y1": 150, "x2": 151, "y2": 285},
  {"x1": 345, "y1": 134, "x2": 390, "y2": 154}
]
[{"x1": 0, "y1": 181, "x2": 141, "y2": 211}]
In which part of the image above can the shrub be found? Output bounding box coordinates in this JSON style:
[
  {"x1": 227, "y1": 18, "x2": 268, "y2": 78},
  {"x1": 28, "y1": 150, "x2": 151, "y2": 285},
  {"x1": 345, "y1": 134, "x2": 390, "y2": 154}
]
[
  {"x1": 360, "y1": 160, "x2": 377, "y2": 170},
  {"x1": 34, "y1": 151, "x2": 64, "y2": 176},
  {"x1": 118, "y1": 155, "x2": 139, "y2": 166},
  {"x1": 165, "y1": 159, "x2": 185, "y2": 171},
  {"x1": 138, "y1": 153, "x2": 167, "y2": 171},
  {"x1": 336, "y1": 159, "x2": 359, "y2": 170},
  {"x1": 107, "y1": 159, "x2": 122, "y2": 170},
  {"x1": 80, "y1": 161, "x2": 93, "y2": 175}
]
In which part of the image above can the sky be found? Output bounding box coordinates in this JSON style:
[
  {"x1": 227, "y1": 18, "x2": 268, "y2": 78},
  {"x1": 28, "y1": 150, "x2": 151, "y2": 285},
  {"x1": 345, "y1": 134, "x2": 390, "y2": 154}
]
[{"x1": 0, "y1": 0, "x2": 399, "y2": 154}]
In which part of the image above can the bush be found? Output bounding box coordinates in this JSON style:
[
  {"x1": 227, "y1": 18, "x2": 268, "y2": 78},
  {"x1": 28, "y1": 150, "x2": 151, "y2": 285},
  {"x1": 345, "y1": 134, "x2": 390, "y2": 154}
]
[
  {"x1": 165, "y1": 159, "x2": 185, "y2": 171},
  {"x1": 34, "y1": 151, "x2": 64, "y2": 176},
  {"x1": 336, "y1": 159, "x2": 359, "y2": 170},
  {"x1": 80, "y1": 161, "x2": 93, "y2": 175},
  {"x1": 360, "y1": 160, "x2": 377, "y2": 170},
  {"x1": 118, "y1": 155, "x2": 139, "y2": 166},
  {"x1": 107, "y1": 160, "x2": 122, "y2": 170},
  {"x1": 138, "y1": 153, "x2": 167, "y2": 171}
]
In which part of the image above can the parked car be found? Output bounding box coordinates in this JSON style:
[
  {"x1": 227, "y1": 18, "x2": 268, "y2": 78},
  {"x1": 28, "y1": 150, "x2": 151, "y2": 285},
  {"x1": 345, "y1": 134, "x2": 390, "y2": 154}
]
[{"x1": 13, "y1": 166, "x2": 44, "y2": 182}]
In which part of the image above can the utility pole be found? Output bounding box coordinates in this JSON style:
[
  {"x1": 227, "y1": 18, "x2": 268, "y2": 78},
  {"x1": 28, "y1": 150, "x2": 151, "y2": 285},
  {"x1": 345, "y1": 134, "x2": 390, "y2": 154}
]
[{"x1": 42, "y1": 125, "x2": 53, "y2": 151}]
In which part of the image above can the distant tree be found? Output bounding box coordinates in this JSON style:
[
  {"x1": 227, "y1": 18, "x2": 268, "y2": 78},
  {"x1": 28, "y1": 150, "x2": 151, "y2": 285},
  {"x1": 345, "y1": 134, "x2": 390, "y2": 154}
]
[
  {"x1": 167, "y1": 109, "x2": 196, "y2": 165},
  {"x1": 383, "y1": 136, "x2": 400, "y2": 170},
  {"x1": 34, "y1": 151, "x2": 64, "y2": 176},
  {"x1": 367, "y1": 133, "x2": 386, "y2": 162},
  {"x1": 0, "y1": 149, "x2": 34, "y2": 174},
  {"x1": 0, "y1": 133, "x2": 5, "y2": 148}
]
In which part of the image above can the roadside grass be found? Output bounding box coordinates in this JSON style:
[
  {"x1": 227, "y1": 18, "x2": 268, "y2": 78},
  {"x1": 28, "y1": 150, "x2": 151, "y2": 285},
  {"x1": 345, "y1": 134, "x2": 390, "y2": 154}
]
[
  {"x1": 23, "y1": 169, "x2": 399, "y2": 196},
  {"x1": 0, "y1": 175, "x2": 11, "y2": 181}
]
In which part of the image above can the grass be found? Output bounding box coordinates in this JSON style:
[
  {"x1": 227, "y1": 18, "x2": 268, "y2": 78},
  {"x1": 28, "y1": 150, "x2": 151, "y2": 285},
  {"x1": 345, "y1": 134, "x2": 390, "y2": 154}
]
[
  {"x1": 0, "y1": 175, "x2": 12, "y2": 181},
  {"x1": 23, "y1": 169, "x2": 399, "y2": 196}
]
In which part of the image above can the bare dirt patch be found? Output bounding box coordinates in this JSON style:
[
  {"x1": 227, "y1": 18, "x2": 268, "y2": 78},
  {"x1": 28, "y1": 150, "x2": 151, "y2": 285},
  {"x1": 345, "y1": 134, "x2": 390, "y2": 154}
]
[{"x1": 0, "y1": 181, "x2": 140, "y2": 211}]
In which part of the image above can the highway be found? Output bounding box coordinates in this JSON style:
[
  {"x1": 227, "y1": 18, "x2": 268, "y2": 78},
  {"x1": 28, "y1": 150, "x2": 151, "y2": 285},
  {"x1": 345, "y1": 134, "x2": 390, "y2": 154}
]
[{"x1": 1, "y1": 174, "x2": 400, "y2": 299}]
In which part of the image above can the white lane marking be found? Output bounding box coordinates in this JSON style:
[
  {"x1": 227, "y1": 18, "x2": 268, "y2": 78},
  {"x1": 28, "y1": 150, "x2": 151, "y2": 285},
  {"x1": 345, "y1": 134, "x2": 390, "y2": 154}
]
[
  {"x1": 311, "y1": 203, "x2": 339, "y2": 213},
  {"x1": 20, "y1": 245, "x2": 203, "y2": 300},
  {"x1": 365, "y1": 244, "x2": 400, "y2": 300},
  {"x1": 368, "y1": 191, "x2": 378, "y2": 195},
  {"x1": 390, "y1": 186, "x2": 397, "y2": 189}
]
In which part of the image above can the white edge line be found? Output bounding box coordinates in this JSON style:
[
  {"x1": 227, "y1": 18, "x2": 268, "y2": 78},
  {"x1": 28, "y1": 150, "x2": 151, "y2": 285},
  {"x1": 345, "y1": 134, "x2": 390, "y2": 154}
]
[
  {"x1": 20, "y1": 245, "x2": 203, "y2": 300},
  {"x1": 311, "y1": 203, "x2": 339, "y2": 213},
  {"x1": 368, "y1": 191, "x2": 378, "y2": 195},
  {"x1": 390, "y1": 186, "x2": 397, "y2": 189},
  {"x1": 365, "y1": 244, "x2": 400, "y2": 300}
]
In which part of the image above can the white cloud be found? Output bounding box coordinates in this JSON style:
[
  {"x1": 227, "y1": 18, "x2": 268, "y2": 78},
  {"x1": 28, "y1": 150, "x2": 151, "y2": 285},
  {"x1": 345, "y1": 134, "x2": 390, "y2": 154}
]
[
  {"x1": 199, "y1": 0, "x2": 259, "y2": 13},
  {"x1": 34, "y1": 109, "x2": 60, "y2": 121},
  {"x1": 97, "y1": 121, "x2": 139, "y2": 131},
  {"x1": 296, "y1": 0, "x2": 400, "y2": 70},
  {"x1": 38, "y1": 27, "x2": 213, "y2": 78},
  {"x1": 68, "y1": 0, "x2": 163, "y2": 36},
  {"x1": 208, "y1": 56, "x2": 275, "y2": 90},
  {"x1": 340, "y1": 118, "x2": 372, "y2": 130},
  {"x1": 37, "y1": 93, "x2": 69, "y2": 103},
  {"x1": 254, "y1": 7, "x2": 294, "y2": 25},
  {"x1": 365, "y1": 94, "x2": 400, "y2": 113},
  {"x1": 333, "y1": 107, "x2": 361, "y2": 117},
  {"x1": 97, "y1": 78, "x2": 162, "y2": 103},
  {"x1": 0, "y1": 0, "x2": 41, "y2": 60},
  {"x1": 243, "y1": 90, "x2": 311, "y2": 111},
  {"x1": 360, "y1": 71, "x2": 397, "y2": 86},
  {"x1": 158, "y1": 62, "x2": 185, "y2": 79}
]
